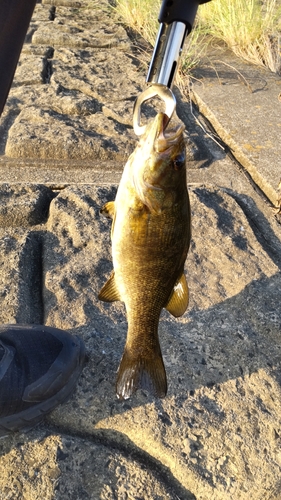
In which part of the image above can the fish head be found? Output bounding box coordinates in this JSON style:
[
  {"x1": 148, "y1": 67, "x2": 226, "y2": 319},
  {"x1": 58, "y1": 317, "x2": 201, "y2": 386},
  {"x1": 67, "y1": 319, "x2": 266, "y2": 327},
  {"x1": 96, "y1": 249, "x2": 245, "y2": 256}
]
[{"x1": 132, "y1": 112, "x2": 186, "y2": 213}]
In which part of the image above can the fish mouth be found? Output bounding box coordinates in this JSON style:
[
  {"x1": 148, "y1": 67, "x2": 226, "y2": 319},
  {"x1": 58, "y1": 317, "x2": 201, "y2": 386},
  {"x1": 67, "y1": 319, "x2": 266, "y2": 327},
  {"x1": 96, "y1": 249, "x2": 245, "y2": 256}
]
[
  {"x1": 132, "y1": 112, "x2": 185, "y2": 213},
  {"x1": 155, "y1": 113, "x2": 185, "y2": 153}
]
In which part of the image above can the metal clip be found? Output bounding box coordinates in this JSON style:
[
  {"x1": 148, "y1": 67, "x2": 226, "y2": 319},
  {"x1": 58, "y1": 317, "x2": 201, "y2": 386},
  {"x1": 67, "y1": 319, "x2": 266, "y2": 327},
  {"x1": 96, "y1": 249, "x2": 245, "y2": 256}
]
[{"x1": 133, "y1": 84, "x2": 176, "y2": 136}]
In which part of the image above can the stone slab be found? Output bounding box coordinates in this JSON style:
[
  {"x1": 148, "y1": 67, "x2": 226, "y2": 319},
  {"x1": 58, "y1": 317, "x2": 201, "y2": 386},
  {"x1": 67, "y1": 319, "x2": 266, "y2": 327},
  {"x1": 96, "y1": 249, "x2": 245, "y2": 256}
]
[
  {"x1": 0, "y1": 228, "x2": 43, "y2": 324},
  {"x1": 38, "y1": 184, "x2": 281, "y2": 498},
  {"x1": 13, "y1": 55, "x2": 46, "y2": 87},
  {"x1": 32, "y1": 8, "x2": 130, "y2": 50},
  {"x1": 0, "y1": 0, "x2": 140, "y2": 162},
  {"x1": 191, "y1": 46, "x2": 281, "y2": 207},
  {"x1": 0, "y1": 184, "x2": 54, "y2": 324},
  {"x1": 30, "y1": 3, "x2": 56, "y2": 23},
  {"x1": 50, "y1": 46, "x2": 142, "y2": 109},
  {"x1": 1, "y1": 182, "x2": 280, "y2": 498},
  {"x1": 5, "y1": 101, "x2": 135, "y2": 161},
  {"x1": 2, "y1": 44, "x2": 143, "y2": 160},
  {"x1": 0, "y1": 183, "x2": 54, "y2": 227}
]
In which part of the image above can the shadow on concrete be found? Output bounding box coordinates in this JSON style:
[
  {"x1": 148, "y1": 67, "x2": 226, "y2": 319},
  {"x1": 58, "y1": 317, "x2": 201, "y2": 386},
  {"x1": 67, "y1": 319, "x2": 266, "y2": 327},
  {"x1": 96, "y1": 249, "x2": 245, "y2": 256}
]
[
  {"x1": 1, "y1": 270, "x2": 279, "y2": 498},
  {"x1": 0, "y1": 426, "x2": 196, "y2": 500}
]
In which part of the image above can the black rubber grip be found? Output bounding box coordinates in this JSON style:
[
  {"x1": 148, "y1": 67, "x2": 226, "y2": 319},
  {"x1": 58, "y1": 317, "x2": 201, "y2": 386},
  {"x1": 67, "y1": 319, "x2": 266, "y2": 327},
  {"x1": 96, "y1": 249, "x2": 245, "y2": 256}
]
[{"x1": 159, "y1": 0, "x2": 211, "y2": 29}]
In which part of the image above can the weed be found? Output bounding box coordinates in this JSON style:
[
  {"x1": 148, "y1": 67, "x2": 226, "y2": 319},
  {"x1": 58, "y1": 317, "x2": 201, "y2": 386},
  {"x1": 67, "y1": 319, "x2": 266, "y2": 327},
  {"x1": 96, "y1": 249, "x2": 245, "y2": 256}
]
[
  {"x1": 199, "y1": 0, "x2": 281, "y2": 74},
  {"x1": 115, "y1": 0, "x2": 281, "y2": 75}
]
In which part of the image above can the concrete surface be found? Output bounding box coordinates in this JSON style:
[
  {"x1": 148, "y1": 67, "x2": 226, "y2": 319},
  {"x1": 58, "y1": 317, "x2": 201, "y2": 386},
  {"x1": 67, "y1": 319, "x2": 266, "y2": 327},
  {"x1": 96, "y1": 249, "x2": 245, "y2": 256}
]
[
  {"x1": 0, "y1": 1, "x2": 281, "y2": 499},
  {"x1": 191, "y1": 44, "x2": 281, "y2": 207}
]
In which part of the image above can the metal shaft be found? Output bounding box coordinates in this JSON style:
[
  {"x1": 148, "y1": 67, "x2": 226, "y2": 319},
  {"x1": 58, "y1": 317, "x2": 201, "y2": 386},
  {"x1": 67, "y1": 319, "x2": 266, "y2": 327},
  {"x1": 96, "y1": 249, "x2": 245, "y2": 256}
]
[
  {"x1": 146, "y1": 22, "x2": 187, "y2": 89},
  {"x1": 146, "y1": 0, "x2": 212, "y2": 89}
]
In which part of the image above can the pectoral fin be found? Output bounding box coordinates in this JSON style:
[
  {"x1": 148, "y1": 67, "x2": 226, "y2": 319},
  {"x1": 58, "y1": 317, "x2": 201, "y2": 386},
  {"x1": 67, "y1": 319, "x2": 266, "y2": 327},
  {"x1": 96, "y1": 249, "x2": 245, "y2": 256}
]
[
  {"x1": 98, "y1": 272, "x2": 121, "y2": 302},
  {"x1": 100, "y1": 201, "x2": 115, "y2": 219},
  {"x1": 165, "y1": 273, "x2": 189, "y2": 317}
]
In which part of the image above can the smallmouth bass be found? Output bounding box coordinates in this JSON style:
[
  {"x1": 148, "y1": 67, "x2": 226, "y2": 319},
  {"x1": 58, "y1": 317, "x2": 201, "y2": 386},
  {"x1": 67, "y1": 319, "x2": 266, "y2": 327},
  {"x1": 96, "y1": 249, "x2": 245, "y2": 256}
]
[{"x1": 99, "y1": 112, "x2": 191, "y2": 399}]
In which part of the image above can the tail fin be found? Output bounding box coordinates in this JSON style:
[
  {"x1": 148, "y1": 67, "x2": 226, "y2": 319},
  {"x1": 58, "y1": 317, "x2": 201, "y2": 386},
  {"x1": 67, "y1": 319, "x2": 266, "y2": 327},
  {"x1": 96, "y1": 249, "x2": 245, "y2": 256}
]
[{"x1": 116, "y1": 347, "x2": 167, "y2": 400}]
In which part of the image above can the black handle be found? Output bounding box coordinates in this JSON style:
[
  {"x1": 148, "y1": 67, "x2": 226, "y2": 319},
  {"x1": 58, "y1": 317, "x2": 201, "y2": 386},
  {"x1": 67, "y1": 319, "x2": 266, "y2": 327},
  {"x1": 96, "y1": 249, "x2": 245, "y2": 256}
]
[{"x1": 159, "y1": 0, "x2": 211, "y2": 32}]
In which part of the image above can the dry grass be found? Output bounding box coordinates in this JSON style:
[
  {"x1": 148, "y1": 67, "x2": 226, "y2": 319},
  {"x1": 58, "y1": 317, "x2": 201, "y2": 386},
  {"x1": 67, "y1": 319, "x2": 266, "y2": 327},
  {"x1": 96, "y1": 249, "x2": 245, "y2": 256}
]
[
  {"x1": 115, "y1": 0, "x2": 281, "y2": 75},
  {"x1": 115, "y1": 0, "x2": 160, "y2": 45},
  {"x1": 114, "y1": 0, "x2": 211, "y2": 81},
  {"x1": 199, "y1": 0, "x2": 281, "y2": 73}
]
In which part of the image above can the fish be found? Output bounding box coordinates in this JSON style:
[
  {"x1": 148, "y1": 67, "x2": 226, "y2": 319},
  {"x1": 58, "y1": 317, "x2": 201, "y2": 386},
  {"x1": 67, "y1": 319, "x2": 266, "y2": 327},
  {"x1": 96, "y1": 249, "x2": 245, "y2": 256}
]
[{"x1": 98, "y1": 112, "x2": 191, "y2": 400}]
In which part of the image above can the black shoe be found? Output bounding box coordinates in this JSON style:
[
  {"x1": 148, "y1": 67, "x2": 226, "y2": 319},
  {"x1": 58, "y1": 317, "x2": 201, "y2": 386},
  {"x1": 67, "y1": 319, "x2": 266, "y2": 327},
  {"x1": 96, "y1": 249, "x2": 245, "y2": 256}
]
[{"x1": 0, "y1": 324, "x2": 86, "y2": 437}]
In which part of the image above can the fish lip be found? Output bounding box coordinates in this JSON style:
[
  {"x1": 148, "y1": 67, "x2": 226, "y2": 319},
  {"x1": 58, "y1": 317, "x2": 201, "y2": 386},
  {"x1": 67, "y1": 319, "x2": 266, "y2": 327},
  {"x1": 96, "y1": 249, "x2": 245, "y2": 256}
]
[{"x1": 156, "y1": 113, "x2": 185, "y2": 153}]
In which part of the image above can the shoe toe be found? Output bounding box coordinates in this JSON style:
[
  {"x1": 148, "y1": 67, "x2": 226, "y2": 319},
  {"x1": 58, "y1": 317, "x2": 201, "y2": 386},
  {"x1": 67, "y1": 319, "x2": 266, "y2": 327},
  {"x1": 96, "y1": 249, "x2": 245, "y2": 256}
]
[{"x1": 0, "y1": 324, "x2": 86, "y2": 436}]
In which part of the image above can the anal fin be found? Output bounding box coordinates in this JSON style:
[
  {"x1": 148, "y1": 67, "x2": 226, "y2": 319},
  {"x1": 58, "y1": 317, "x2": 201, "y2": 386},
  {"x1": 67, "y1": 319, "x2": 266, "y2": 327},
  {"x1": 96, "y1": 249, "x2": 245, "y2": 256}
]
[{"x1": 165, "y1": 273, "x2": 189, "y2": 317}]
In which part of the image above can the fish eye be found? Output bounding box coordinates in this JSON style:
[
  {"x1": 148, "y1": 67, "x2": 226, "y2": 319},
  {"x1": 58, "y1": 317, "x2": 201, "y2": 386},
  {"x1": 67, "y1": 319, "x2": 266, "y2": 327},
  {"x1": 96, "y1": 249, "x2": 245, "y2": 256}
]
[{"x1": 173, "y1": 153, "x2": 185, "y2": 170}]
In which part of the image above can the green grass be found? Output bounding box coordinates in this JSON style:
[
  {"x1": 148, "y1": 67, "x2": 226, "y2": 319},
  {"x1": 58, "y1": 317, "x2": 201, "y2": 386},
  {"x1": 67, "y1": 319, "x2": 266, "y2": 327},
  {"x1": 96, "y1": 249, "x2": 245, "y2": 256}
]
[{"x1": 115, "y1": 0, "x2": 281, "y2": 75}]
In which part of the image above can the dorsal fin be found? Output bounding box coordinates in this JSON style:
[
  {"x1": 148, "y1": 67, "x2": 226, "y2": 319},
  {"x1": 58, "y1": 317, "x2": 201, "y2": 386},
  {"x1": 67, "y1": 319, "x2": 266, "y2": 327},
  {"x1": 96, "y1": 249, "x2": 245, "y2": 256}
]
[{"x1": 165, "y1": 273, "x2": 189, "y2": 317}]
